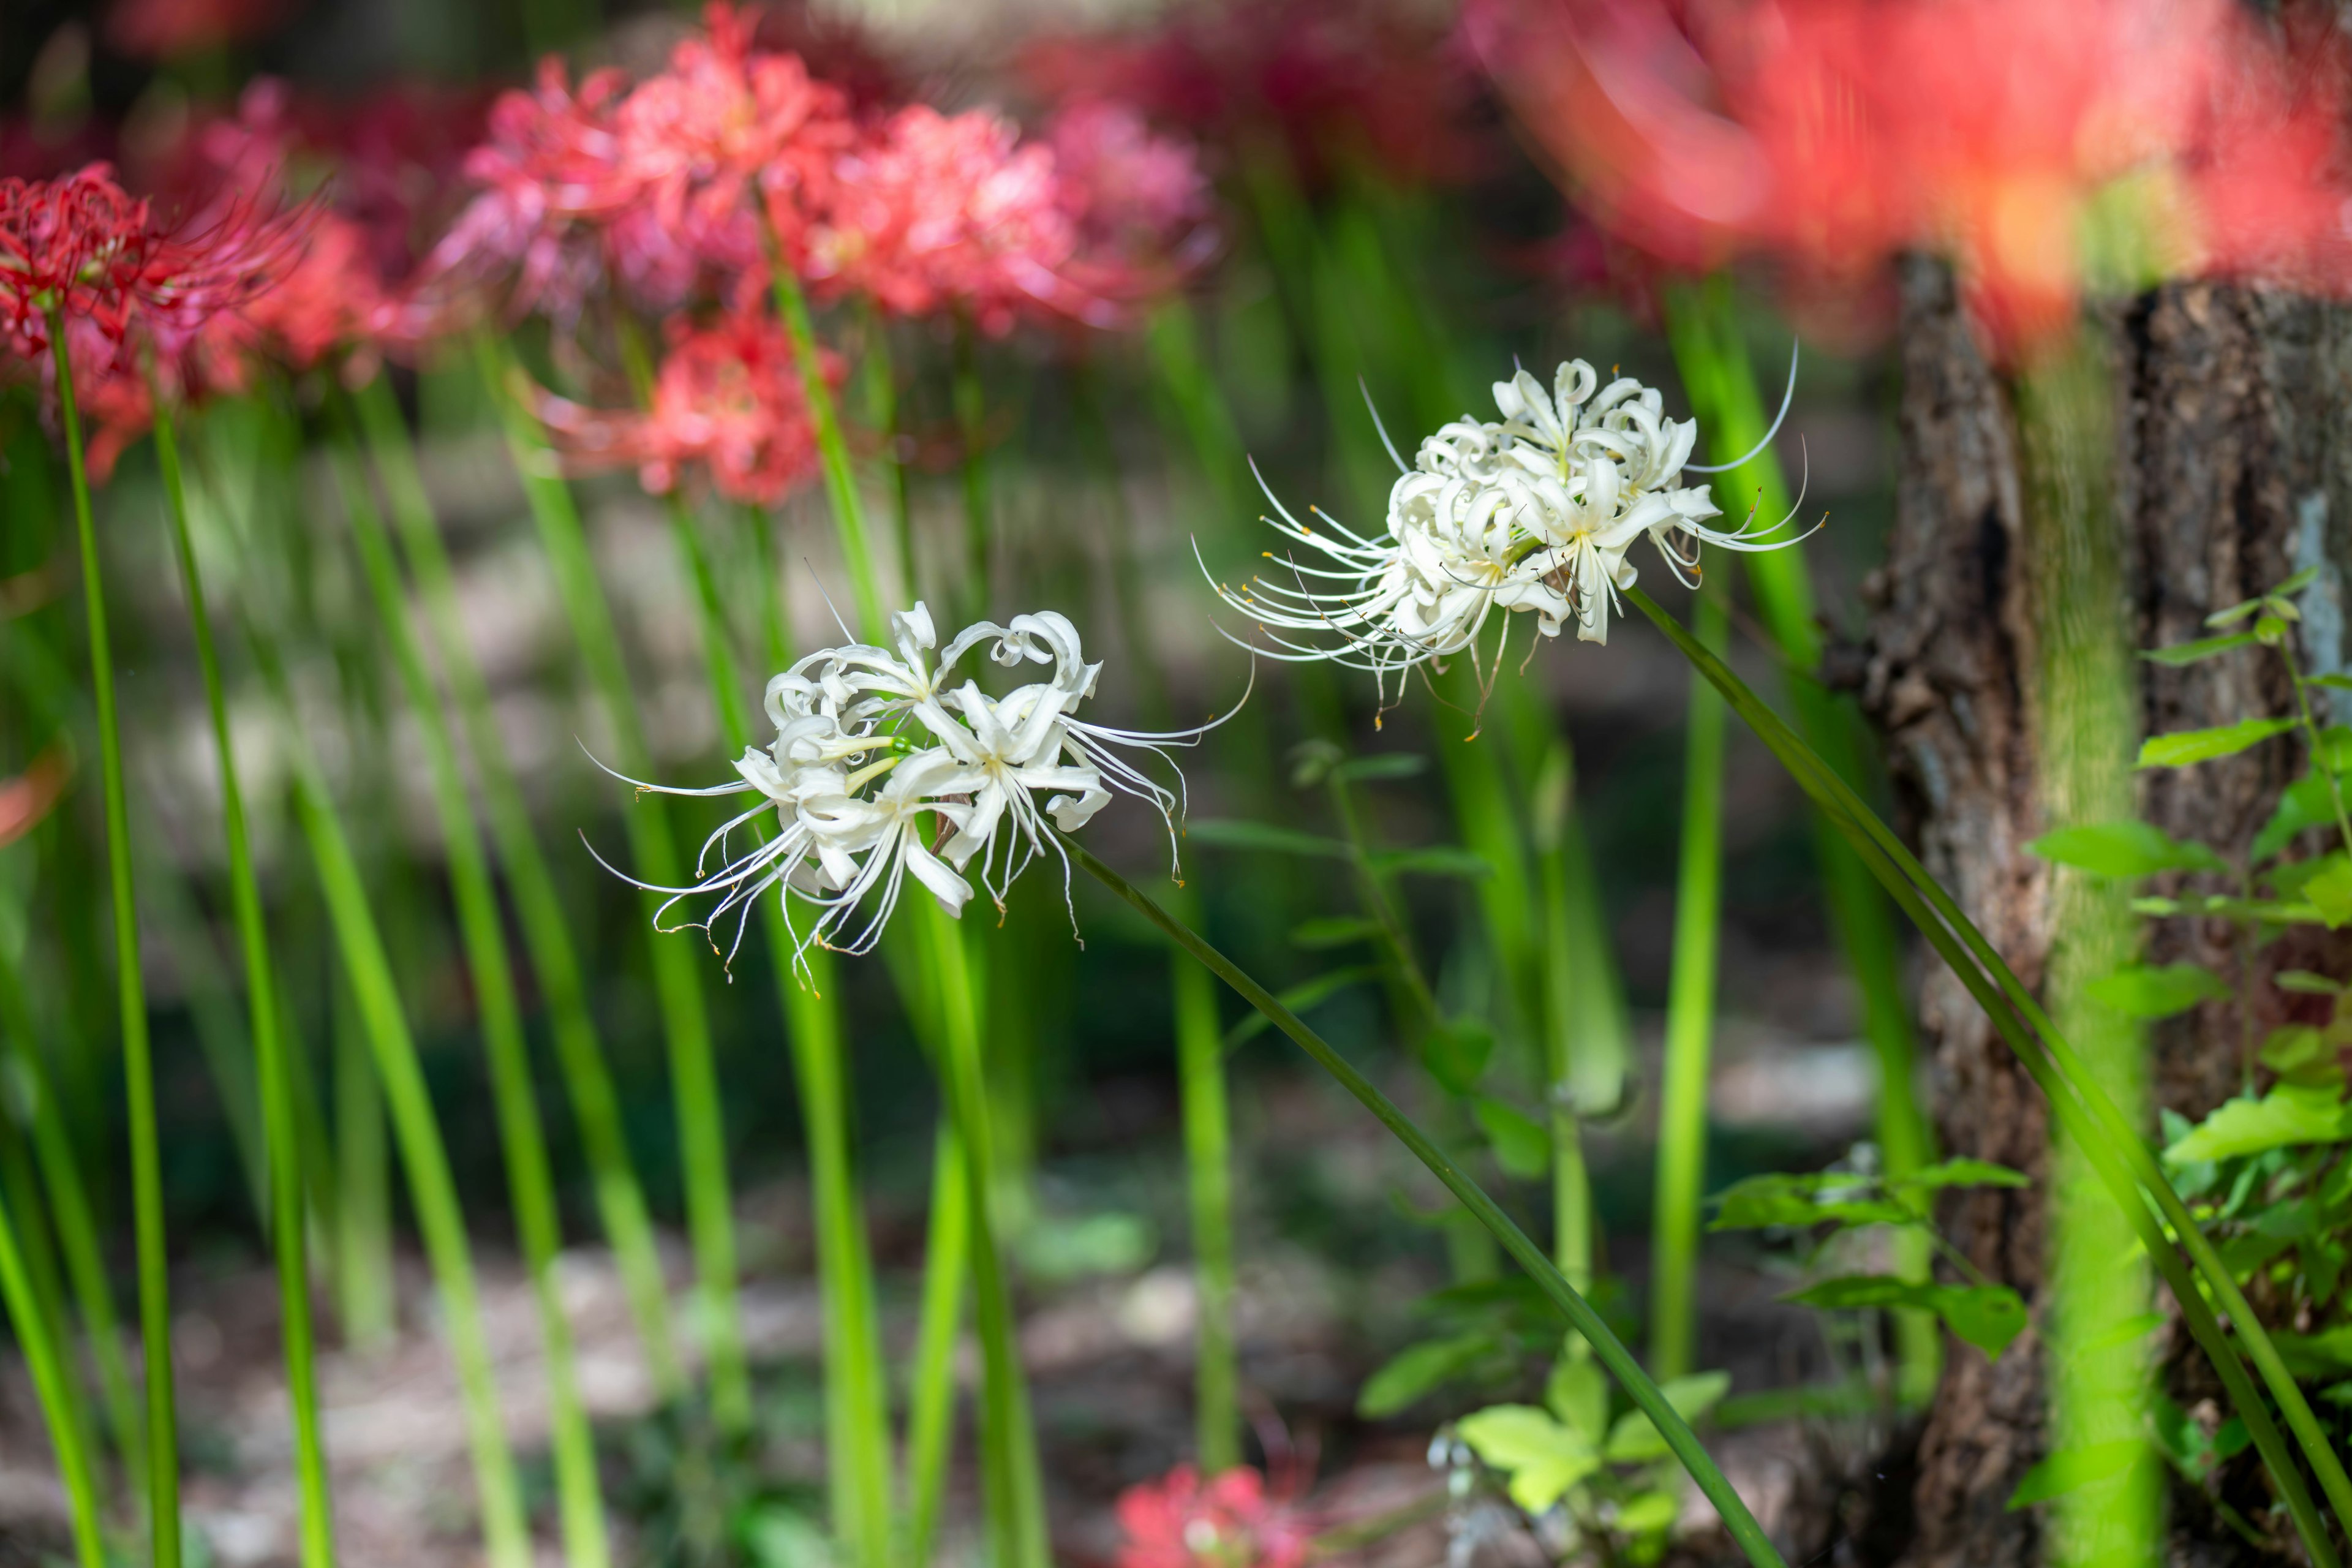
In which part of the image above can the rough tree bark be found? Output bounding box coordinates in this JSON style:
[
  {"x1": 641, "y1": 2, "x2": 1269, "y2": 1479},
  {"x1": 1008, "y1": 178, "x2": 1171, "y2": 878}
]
[{"x1": 1852, "y1": 258, "x2": 2352, "y2": 1568}]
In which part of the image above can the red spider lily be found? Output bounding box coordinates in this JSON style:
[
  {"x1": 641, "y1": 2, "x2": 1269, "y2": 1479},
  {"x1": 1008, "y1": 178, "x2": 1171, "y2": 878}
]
[
  {"x1": 538, "y1": 307, "x2": 840, "y2": 506},
  {"x1": 1047, "y1": 99, "x2": 1218, "y2": 293},
  {"x1": 1022, "y1": 1, "x2": 1489, "y2": 192},
  {"x1": 612, "y1": 2, "x2": 856, "y2": 271},
  {"x1": 1115, "y1": 1464, "x2": 1315, "y2": 1568},
  {"x1": 1470, "y1": 0, "x2": 2352, "y2": 361},
  {"x1": 809, "y1": 105, "x2": 1094, "y2": 333},
  {"x1": 0, "y1": 165, "x2": 166, "y2": 347}
]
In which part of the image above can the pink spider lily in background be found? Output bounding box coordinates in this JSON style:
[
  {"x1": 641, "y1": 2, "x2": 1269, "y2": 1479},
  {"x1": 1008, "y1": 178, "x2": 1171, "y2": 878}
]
[
  {"x1": 612, "y1": 2, "x2": 856, "y2": 274},
  {"x1": 537, "y1": 307, "x2": 840, "y2": 507},
  {"x1": 1468, "y1": 0, "x2": 2352, "y2": 361},
  {"x1": 809, "y1": 104, "x2": 1096, "y2": 333},
  {"x1": 1115, "y1": 1464, "x2": 1315, "y2": 1568},
  {"x1": 410, "y1": 61, "x2": 662, "y2": 330},
  {"x1": 1046, "y1": 99, "x2": 1219, "y2": 294}
]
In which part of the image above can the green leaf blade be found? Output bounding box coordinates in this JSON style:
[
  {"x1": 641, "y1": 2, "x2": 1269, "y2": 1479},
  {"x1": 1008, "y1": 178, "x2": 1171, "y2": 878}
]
[{"x1": 2136, "y1": 718, "x2": 2297, "y2": 769}]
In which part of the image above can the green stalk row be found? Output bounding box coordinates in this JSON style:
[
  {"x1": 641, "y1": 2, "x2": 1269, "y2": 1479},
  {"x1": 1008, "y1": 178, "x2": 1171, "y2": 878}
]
[
  {"x1": 350, "y1": 376, "x2": 686, "y2": 1404},
  {"x1": 149, "y1": 395, "x2": 337, "y2": 1567},
  {"x1": 244, "y1": 620, "x2": 535, "y2": 1568},
  {"x1": 327, "y1": 423, "x2": 609, "y2": 1568},
  {"x1": 475, "y1": 336, "x2": 753, "y2": 1434}
]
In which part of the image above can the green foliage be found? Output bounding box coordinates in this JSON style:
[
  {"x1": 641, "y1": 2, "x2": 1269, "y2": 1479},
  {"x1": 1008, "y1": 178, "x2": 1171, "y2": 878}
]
[
  {"x1": 1358, "y1": 1332, "x2": 1494, "y2": 1419},
  {"x1": 1452, "y1": 1353, "x2": 1730, "y2": 1556},
  {"x1": 1474, "y1": 1098, "x2": 1551, "y2": 1180},
  {"x1": 2101, "y1": 564, "x2": 2352, "y2": 1547},
  {"x1": 2030, "y1": 820, "x2": 2228, "y2": 878},
  {"x1": 1785, "y1": 1275, "x2": 2027, "y2": 1359},
  {"x1": 2137, "y1": 717, "x2": 2299, "y2": 769},
  {"x1": 2084, "y1": 963, "x2": 2231, "y2": 1019}
]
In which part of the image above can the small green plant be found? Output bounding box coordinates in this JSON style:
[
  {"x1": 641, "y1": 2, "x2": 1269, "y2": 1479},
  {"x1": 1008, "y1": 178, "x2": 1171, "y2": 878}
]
[
  {"x1": 1707, "y1": 1155, "x2": 2032, "y2": 1360},
  {"x1": 1437, "y1": 1351, "x2": 1731, "y2": 1566}
]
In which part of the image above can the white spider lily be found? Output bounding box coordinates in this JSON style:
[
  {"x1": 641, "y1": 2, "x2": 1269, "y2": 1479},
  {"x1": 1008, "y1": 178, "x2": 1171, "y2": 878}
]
[
  {"x1": 596, "y1": 601, "x2": 1238, "y2": 976},
  {"x1": 1208, "y1": 353, "x2": 1816, "y2": 682}
]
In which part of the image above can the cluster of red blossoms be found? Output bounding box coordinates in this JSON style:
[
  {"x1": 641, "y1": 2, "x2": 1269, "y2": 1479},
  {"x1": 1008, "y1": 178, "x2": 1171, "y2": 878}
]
[
  {"x1": 0, "y1": 160, "x2": 320, "y2": 475},
  {"x1": 1470, "y1": 0, "x2": 2352, "y2": 361},
  {"x1": 0, "y1": 4, "x2": 1211, "y2": 502},
  {"x1": 1114, "y1": 1464, "x2": 1314, "y2": 1568},
  {"x1": 418, "y1": 2, "x2": 1210, "y2": 504}
]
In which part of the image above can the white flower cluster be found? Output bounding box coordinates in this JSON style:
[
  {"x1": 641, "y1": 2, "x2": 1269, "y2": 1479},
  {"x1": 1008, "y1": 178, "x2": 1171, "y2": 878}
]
[
  {"x1": 1213, "y1": 357, "x2": 1812, "y2": 699},
  {"x1": 608, "y1": 603, "x2": 1217, "y2": 971}
]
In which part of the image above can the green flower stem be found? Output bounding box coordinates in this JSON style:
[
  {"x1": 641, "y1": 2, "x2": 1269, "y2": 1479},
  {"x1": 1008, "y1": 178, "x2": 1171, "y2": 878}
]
[
  {"x1": 1327, "y1": 765, "x2": 1496, "y2": 1282},
  {"x1": 47, "y1": 312, "x2": 176, "y2": 1567},
  {"x1": 246, "y1": 623, "x2": 534, "y2": 1568},
  {"x1": 1660, "y1": 281, "x2": 1939, "y2": 1401},
  {"x1": 952, "y1": 319, "x2": 992, "y2": 624},
  {"x1": 149, "y1": 394, "x2": 336, "y2": 1567},
  {"x1": 0, "y1": 1021, "x2": 100, "y2": 1504},
  {"x1": 854, "y1": 307, "x2": 919, "y2": 606},
  {"x1": 330, "y1": 970, "x2": 394, "y2": 1355},
  {"x1": 350, "y1": 374, "x2": 684, "y2": 1404},
  {"x1": 1525, "y1": 728, "x2": 1629, "y2": 1294},
  {"x1": 767, "y1": 265, "x2": 887, "y2": 639},
  {"x1": 0, "y1": 1178, "x2": 107, "y2": 1567},
  {"x1": 474, "y1": 334, "x2": 752, "y2": 1434},
  {"x1": 921, "y1": 901, "x2": 1050, "y2": 1568},
  {"x1": 1173, "y1": 921, "x2": 1241, "y2": 1472},
  {"x1": 328, "y1": 432, "x2": 609, "y2": 1568},
  {"x1": 663, "y1": 496, "x2": 893, "y2": 1568},
  {"x1": 903, "y1": 1120, "x2": 970, "y2": 1568},
  {"x1": 1066, "y1": 840, "x2": 1789, "y2": 1568},
  {"x1": 0, "y1": 939, "x2": 145, "y2": 1496},
  {"x1": 1626, "y1": 584, "x2": 2352, "y2": 1561},
  {"x1": 2012, "y1": 336, "x2": 2155, "y2": 1568},
  {"x1": 1649, "y1": 570, "x2": 1729, "y2": 1382}
]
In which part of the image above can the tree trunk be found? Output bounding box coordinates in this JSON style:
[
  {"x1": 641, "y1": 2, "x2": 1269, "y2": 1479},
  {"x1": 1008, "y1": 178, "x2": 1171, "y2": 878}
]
[{"x1": 1855, "y1": 258, "x2": 2352, "y2": 1568}]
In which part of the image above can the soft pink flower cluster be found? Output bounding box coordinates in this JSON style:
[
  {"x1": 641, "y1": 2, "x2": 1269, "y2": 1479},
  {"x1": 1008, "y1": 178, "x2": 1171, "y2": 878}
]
[
  {"x1": 418, "y1": 2, "x2": 1210, "y2": 507},
  {"x1": 2, "y1": 2, "x2": 1213, "y2": 499},
  {"x1": 421, "y1": 2, "x2": 1210, "y2": 337},
  {"x1": 538, "y1": 310, "x2": 842, "y2": 507}
]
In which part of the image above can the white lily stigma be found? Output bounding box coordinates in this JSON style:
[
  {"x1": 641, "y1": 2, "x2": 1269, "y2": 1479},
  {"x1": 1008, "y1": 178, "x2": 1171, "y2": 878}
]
[
  {"x1": 1207, "y1": 353, "x2": 1815, "y2": 699},
  {"x1": 593, "y1": 601, "x2": 1238, "y2": 977}
]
